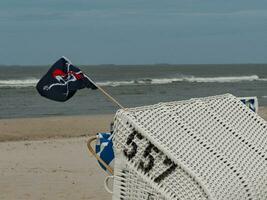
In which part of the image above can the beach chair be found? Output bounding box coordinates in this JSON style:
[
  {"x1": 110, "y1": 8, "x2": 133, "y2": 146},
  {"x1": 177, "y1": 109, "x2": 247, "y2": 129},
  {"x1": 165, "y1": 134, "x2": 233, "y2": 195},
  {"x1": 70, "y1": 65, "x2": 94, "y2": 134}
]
[{"x1": 88, "y1": 94, "x2": 266, "y2": 199}]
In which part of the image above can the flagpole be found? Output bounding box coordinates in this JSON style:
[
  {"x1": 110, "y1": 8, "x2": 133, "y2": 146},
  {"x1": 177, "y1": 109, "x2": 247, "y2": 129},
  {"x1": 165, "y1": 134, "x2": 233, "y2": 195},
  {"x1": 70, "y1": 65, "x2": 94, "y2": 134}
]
[
  {"x1": 84, "y1": 74, "x2": 124, "y2": 109},
  {"x1": 96, "y1": 84, "x2": 124, "y2": 109}
]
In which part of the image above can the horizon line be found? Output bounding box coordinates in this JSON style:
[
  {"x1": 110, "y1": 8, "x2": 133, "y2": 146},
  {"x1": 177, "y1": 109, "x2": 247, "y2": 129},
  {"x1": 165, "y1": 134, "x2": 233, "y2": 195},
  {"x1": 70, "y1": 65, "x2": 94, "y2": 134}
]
[{"x1": 0, "y1": 63, "x2": 267, "y2": 67}]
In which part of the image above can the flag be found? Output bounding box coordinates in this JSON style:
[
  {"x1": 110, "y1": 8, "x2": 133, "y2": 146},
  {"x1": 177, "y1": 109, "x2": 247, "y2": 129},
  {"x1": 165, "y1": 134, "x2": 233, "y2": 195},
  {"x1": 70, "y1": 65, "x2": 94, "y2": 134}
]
[
  {"x1": 36, "y1": 57, "x2": 97, "y2": 102},
  {"x1": 95, "y1": 132, "x2": 114, "y2": 174}
]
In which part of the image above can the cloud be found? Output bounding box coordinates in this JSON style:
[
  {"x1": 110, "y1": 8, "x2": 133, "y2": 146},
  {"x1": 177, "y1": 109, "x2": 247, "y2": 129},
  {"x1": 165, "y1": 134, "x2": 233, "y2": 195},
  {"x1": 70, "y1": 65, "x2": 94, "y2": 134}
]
[
  {"x1": 1, "y1": 4, "x2": 267, "y2": 23},
  {"x1": 0, "y1": 0, "x2": 267, "y2": 64},
  {"x1": 0, "y1": 11, "x2": 70, "y2": 22},
  {"x1": 173, "y1": 9, "x2": 267, "y2": 17}
]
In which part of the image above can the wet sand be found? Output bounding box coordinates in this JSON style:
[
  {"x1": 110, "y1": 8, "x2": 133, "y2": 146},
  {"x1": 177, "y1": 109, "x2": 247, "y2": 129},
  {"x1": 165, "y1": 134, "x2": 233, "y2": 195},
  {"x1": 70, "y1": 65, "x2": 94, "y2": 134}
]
[{"x1": 0, "y1": 114, "x2": 114, "y2": 142}]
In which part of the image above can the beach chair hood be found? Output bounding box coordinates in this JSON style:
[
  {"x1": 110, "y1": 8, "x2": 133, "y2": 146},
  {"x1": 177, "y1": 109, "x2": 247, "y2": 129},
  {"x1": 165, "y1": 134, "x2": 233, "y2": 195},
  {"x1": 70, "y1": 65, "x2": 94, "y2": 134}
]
[{"x1": 112, "y1": 94, "x2": 267, "y2": 200}]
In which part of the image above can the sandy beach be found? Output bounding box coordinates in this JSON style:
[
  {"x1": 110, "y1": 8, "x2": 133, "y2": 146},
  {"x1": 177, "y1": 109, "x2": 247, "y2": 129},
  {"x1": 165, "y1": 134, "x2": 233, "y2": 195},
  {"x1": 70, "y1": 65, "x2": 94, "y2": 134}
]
[
  {"x1": 0, "y1": 137, "x2": 111, "y2": 200},
  {"x1": 0, "y1": 108, "x2": 267, "y2": 200},
  {"x1": 0, "y1": 114, "x2": 114, "y2": 200}
]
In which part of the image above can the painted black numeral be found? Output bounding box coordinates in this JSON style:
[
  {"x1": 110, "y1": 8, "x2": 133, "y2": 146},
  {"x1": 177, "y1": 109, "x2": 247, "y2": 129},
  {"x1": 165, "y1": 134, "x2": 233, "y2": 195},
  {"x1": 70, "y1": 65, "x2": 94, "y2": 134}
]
[
  {"x1": 138, "y1": 142, "x2": 159, "y2": 173},
  {"x1": 123, "y1": 130, "x2": 176, "y2": 184},
  {"x1": 154, "y1": 157, "x2": 177, "y2": 183},
  {"x1": 123, "y1": 130, "x2": 143, "y2": 160}
]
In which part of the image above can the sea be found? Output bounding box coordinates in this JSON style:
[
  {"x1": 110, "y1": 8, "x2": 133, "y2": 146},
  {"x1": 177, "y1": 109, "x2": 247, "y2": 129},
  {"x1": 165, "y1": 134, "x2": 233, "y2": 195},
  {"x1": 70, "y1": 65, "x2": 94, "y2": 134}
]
[{"x1": 1, "y1": 64, "x2": 267, "y2": 119}]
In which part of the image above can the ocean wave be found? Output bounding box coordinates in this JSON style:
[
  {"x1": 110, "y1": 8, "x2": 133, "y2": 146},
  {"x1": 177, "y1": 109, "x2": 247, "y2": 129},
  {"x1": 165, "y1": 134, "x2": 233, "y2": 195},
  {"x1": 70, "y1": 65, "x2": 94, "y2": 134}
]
[
  {"x1": 0, "y1": 78, "x2": 39, "y2": 88},
  {"x1": 0, "y1": 75, "x2": 263, "y2": 88},
  {"x1": 97, "y1": 80, "x2": 136, "y2": 87},
  {"x1": 99, "y1": 75, "x2": 261, "y2": 86},
  {"x1": 184, "y1": 75, "x2": 260, "y2": 83}
]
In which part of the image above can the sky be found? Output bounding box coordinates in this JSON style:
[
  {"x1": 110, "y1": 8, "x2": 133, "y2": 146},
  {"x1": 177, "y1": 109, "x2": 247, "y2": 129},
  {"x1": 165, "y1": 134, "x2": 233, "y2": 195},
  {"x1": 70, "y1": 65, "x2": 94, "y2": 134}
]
[{"x1": 0, "y1": 0, "x2": 267, "y2": 65}]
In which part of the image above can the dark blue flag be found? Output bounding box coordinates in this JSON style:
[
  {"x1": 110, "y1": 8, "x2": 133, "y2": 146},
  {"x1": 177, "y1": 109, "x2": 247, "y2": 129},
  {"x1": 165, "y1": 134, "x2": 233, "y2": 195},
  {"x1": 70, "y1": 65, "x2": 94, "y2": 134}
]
[{"x1": 36, "y1": 57, "x2": 97, "y2": 102}]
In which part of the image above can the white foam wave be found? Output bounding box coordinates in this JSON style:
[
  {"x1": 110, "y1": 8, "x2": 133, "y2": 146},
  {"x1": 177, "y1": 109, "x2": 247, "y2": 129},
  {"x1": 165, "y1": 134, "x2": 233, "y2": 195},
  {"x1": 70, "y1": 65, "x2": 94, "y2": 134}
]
[
  {"x1": 0, "y1": 78, "x2": 39, "y2": 88},
  {"x1": 98, "y1": 80, "x2": 136, "y2": 87},
  {"x1": 100, "y1": 75, "x2": 261, "y2": 86},
  {"x1": 0, "y1": 75, "x2": 264, "y2": 88},
  {"x1": 99, "y1": 75, "x2": 261, "y2": 86},
  {"x1": 185, "y1": 75, "x2": 260, "y2": 83}
]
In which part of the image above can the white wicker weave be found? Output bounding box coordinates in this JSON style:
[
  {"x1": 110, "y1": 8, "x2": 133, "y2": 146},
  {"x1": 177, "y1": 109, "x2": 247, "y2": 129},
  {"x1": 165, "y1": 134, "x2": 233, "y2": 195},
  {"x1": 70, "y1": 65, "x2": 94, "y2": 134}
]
[{"x1": 112, "y1": 94, "x2": 267, "y2": 200}]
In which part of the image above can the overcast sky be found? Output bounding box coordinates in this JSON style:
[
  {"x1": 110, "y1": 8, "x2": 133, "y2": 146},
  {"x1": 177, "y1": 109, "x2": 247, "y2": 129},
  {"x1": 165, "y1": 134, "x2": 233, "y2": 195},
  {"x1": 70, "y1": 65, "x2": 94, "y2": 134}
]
[{"x1": 0, "y1": 0, "x2": 267, "y2": 65}]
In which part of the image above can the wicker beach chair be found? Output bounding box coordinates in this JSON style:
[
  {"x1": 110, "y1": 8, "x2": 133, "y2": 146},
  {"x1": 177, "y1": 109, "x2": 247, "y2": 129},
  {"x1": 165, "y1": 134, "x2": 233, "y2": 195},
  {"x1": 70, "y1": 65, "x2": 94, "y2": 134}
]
[{"x1": 88, "y1": 94, "x2": 266, "y2": 200}]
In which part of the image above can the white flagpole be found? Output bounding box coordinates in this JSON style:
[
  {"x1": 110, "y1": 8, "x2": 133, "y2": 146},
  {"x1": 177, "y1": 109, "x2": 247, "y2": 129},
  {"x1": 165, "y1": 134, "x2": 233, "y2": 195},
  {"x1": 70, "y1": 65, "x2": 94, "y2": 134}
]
[
  {"x1": 85, "y1": 75, "x2": 124, "y2": 109},
  {"x1": 95, "y1": 84, "x2": 124, "y2": 109}
]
